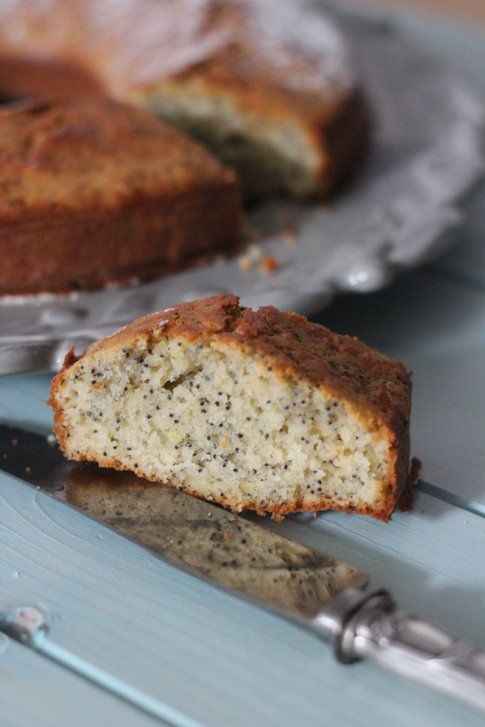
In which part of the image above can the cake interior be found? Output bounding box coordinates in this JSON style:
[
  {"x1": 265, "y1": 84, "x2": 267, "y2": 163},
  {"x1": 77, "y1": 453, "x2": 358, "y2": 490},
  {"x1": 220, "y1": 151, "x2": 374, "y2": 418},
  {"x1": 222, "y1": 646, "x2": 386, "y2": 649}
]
[
  {"x1": 135, "y1": 87, "x2": 320, "y2": 199},
  {"x1": 54, "y1": 335, "x2": 390, "y2": 514}
]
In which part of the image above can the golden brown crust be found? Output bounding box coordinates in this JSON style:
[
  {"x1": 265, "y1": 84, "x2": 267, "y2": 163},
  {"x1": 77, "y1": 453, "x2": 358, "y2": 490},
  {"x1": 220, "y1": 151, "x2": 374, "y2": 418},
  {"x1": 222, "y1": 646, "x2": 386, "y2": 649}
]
[
  {"x1": 76, "y1": 294, "x2": 410, "y2": 434},
  {"x1": 51, "y1": 295, "x2": 413, "y2": 521},
  {"x1": 0, "y1": 0, "x2": 366, "y2": 199},
  {"x1": 0, "y1": 1, "x2": 353, "y2": 102},
  {"x1": 0, "y1": 99, "x2": 241, "y2": 294},
  {"x1": 0, "y1": 98, "x2": 237, "y2": 212}
]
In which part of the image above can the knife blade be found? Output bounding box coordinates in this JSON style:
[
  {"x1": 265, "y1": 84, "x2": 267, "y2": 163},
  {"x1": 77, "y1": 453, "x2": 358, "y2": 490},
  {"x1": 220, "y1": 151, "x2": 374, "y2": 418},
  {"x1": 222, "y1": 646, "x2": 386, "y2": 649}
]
[{"x1": 1, "y1": 423, "x2": 485, "y2": 713}]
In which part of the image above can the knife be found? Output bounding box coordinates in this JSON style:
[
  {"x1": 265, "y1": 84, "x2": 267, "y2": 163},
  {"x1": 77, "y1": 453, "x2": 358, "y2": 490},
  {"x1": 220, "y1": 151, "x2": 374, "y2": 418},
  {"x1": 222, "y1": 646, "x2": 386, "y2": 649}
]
[{"x1": 1, "y1": 423, "x2": 485, "y2": 714}]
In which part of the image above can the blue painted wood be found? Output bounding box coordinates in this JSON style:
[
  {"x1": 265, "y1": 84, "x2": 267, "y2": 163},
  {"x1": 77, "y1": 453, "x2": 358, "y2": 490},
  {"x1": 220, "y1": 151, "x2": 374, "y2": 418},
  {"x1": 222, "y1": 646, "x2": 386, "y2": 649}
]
[
  {"x1": 1, "y1": 474, "x2": 485, "y2": 727},
  {"x1": 1, "y1": 638, "x2": 158, "y2": 727},
  {"x1": 0, "y1": 372, "x2": 52, "y2": 432}
]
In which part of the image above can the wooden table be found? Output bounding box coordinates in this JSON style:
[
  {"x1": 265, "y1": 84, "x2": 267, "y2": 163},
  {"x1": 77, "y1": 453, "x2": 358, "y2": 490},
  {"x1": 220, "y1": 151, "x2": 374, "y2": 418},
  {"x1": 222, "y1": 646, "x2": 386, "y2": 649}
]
[{"x1": 1, "y1": 6, "x2": 484, "y2": 726}]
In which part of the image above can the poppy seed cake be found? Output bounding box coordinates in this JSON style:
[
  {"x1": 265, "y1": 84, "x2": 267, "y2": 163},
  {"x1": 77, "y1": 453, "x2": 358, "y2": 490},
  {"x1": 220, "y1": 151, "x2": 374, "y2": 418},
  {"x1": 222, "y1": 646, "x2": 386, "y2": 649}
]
[
  {"x1": 0, "y1": 0, "x2": 368, "y2": 200},
  {"x1": 49, "y1": 295, "x2": 414, "y2": 521},
  {"x1": 0, "y1": 98, "x2": 241, "y2": 295}
]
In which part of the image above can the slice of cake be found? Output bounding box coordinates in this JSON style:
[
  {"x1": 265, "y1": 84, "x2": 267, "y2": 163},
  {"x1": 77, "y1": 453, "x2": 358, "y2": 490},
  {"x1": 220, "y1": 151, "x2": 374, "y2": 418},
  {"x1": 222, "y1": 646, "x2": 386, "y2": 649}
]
[
  {"x1": 0, "y1": 98, "x2": 241, "y2": 294},
  {"x1": 0, "y1": 0, "x2": 367, "y2": 200},
  {"x1": 49, "y1": 295, "x2": 414, "y2": 521}
]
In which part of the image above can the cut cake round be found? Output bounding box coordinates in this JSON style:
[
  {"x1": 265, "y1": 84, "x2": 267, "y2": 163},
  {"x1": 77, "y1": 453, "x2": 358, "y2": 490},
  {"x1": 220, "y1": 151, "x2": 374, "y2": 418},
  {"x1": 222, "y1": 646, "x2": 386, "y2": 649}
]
[
  {"x1": 49, "y1": 295, "x2": 415, "y2": 521},
  {"x1": 0, "y1": 98, "x2": 241, "y2": 295},
  {"x1": 0, "y1": 0, "x2": 367, "y2": 200}
]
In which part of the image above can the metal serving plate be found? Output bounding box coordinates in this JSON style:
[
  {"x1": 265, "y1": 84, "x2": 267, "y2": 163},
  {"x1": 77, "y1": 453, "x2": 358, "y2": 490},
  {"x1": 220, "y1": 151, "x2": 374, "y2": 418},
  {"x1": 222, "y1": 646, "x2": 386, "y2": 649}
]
[{"x1": 0, "y1": 4, "x2": 482, "y2": 375}]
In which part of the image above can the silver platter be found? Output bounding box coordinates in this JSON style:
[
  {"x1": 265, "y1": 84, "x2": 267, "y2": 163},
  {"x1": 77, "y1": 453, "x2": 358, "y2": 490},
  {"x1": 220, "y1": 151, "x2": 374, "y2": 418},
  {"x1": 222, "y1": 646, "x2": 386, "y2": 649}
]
[{"x1": 0, "y1": 5, "x2": 482, "y2": 375}]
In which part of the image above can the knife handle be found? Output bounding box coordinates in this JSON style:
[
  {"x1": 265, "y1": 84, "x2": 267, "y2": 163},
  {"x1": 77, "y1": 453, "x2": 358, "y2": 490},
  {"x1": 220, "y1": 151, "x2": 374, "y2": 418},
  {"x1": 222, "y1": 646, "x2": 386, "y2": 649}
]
[{"x1": 338, "y1": 591, "x2": 485, "y2": 713}]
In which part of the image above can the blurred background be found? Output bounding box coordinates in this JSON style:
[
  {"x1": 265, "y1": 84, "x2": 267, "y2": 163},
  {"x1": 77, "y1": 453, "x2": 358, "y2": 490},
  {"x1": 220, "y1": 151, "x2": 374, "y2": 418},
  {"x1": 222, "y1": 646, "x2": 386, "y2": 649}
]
[{"x1": 360, "y1": 0, "x2": 485, "y2": 25}]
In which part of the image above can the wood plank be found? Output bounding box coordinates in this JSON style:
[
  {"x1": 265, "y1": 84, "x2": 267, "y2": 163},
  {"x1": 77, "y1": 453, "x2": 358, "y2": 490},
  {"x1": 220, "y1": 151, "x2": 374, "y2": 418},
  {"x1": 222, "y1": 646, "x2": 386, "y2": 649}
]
[
  {"x1": 1, "y1": 637, "x2": 158, "y2": 727},
  {"x1": 1, "y1": 473, "x2": 484, "y2": 727},
  {"x1": 0, "y1": 372, "x2": 52, "y2": 432}
]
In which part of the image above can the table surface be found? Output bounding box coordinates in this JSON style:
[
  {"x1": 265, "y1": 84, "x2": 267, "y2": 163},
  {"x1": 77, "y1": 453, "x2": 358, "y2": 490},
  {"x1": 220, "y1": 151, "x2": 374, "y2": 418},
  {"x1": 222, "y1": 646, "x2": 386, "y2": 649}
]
[{"x1": 1, "y1": 6, "x2": 484, "y2": 727}]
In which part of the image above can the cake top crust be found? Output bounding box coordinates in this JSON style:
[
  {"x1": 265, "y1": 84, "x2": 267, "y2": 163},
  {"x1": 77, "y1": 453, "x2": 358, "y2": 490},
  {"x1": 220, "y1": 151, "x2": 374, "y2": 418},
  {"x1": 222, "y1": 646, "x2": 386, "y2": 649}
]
[
  {"x1": 0, "y1": 98, "x2": 236, "y2": 218},
  {"x1": 66, "y1": 294, "x2": 411, "y2": 438},
  {"x1": 0, "y1": 1, "x2": 354, "y2": 120}
]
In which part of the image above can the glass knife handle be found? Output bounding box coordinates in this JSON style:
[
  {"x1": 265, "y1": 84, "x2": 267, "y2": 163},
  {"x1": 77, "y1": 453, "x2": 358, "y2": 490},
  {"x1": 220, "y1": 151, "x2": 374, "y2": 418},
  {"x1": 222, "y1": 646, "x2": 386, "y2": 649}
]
[{"x1": 338, "y1": 591, "x2": 485, "y2": 714}]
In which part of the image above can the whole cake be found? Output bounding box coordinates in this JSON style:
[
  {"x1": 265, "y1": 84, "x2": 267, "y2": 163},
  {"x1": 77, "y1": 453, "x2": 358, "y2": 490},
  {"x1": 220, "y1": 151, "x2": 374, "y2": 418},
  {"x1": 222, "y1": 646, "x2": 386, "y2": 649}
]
[
  {"x1": 0, "y1": 0, "x2": 367, "y2": 200},
  {"x1": 0, "y1": 99, "x2": 241, "y2": 294},
  {"x1": 49, "y1": 295, "x2": 414, "y2": 521}
]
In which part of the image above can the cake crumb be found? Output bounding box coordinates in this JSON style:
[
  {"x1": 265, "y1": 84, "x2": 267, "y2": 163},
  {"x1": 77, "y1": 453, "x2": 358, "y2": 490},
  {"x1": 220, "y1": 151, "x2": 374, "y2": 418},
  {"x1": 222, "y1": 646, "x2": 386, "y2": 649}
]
[
  {"x1": 238, "y1": 243, "x2": 263, "y2": 271},
  {"x1": 259, "y1": 255, "x2": 279, "y2": 275},
  {"x1": 238, "y1": 256, "x2": 253, "y2": 271}
]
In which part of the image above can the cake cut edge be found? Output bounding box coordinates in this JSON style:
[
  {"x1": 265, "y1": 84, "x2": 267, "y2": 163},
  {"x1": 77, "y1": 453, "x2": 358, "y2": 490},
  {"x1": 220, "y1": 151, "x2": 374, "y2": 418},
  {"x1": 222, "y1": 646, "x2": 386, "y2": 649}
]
[{"x1": 49, "y1": 295, "x2": 418, "y2": 521}]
